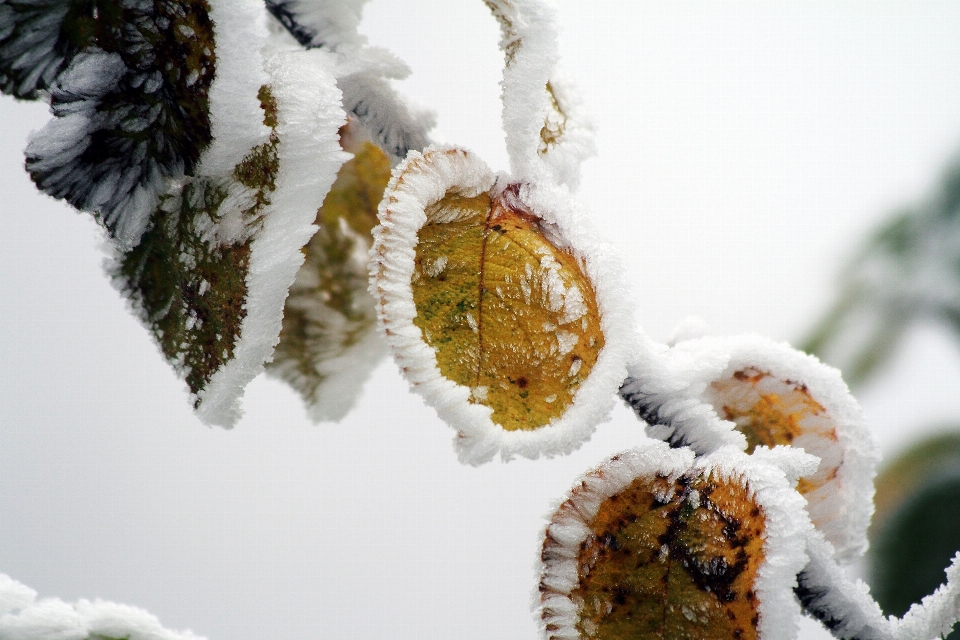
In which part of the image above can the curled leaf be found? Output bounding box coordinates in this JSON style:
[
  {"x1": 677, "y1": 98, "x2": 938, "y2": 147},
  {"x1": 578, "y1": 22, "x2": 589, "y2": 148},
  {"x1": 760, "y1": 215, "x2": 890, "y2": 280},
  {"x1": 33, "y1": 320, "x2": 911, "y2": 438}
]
[
  {"x1": 267, "y1": 125, "x2": 391, "y2": 422},
  {"x1": 111, "y1": 34, "x2": 348, "y2": 426},
  {"x1": 620, "y1": 335, "x2": 879, "y2": 563},
  {"x1": 539, "y1": 443, "x2": 811, "y2": 640},
  {"x1": 484, "y1": 0, "x2": 595, "y2": 187},
  {"x1": 370, "y1": 146, "x2": 634, "y2": 463}
]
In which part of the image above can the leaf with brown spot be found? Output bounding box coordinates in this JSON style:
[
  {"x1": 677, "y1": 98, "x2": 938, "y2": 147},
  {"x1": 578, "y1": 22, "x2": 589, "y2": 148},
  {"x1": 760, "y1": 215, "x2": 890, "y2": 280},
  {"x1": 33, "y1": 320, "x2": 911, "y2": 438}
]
[
  {"x1": 411, "y1": 183, "x2": 603, "y2": 432},
  {"x1": 539, "y1": 447, "x2": 774, "y2": 640}
]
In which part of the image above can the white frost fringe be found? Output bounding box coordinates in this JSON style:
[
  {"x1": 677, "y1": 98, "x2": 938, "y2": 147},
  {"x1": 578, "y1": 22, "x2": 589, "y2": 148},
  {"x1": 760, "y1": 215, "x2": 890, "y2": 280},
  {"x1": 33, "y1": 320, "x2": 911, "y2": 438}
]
[
  {"x1": 0, "y1": 574, "x2": 205, "y2": 640},
  {"x1": 485, "y1": 0, "x2": 595, "y2": 189},
  {"x1": 621, "y1": 334, "x2": 879, "y2": 563},
  {"x1": 369, "y1": 145, "x2": 636, "y2": 464},
  {"x1": 537, "y1": 443, "x2": 816, "y2": 640},
  {"x1": 267, "y1": 0, "x2": 433, "y2": 165},
  {"x1": 799, "y1": 531, "x2": 960, "y2": 640},
  {"x1": 196, "y1": 45, "x2": 349, "y2": 426}
]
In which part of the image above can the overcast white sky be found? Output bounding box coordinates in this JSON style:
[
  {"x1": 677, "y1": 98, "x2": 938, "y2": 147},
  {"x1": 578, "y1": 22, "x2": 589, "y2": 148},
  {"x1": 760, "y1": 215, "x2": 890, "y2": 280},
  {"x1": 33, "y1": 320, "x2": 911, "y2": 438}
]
[{"x1": 4, "y1": 2, "x2": 960, "y2": 639}]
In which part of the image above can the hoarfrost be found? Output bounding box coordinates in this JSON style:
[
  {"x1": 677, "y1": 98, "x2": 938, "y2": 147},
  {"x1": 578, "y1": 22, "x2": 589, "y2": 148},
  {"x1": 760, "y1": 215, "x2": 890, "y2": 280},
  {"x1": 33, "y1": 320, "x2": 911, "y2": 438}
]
[
  {"x1": 484, "y1": 0, "x2": 596, "y2": 188},
  {"x1": 0, "y1": 573, "x2": 205, "y2": 640},
  {"x1": 621, "y1": 333, "x2": 879, "y2": 563},
  {"x1": 370, "y1": 146, "x2": 636, "y2": 464},
  {"x1": 195, "y1": 44, "x2": 349, "y2": 426}
]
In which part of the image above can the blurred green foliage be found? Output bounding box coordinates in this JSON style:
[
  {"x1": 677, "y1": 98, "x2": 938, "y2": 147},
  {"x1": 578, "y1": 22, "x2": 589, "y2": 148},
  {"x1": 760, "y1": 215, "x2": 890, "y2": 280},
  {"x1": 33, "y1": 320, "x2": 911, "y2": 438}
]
[
  {"x1": 869, "y1": 433, "x2": 960, "y2": 636},
  {"x1": 806, "y1": 157, "x2": 960, "y2": 633},
  {"x1": 803, "y1": 160, "x2": 960, "y2": 385}
]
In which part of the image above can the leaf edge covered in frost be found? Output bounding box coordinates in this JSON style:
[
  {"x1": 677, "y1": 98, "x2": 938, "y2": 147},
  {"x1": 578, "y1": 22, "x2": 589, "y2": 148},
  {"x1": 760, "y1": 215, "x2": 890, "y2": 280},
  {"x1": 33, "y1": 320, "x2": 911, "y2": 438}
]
[
  {"x1": 369, "y1": 145, "x2": 636, "y2": 464},
  {"x1": 620, "y1": 334, "x2": 879, "y2": 563},
  {"x1": 0, "y1": 573, "x2": 205, "y2": 640},
  {"x1": 265, "y1": 132, "x2": 391, "y2": 424},
  {"x1": 537, "y1": 442, "x2": 815, "y2": 640},
  {"x1": 265, "y1": 0, "x2": 433, "y2": 165},
  {"x1": 484, "y1": 0, "x2": 595, "y2": 189},
  {"x1": 194, "y1": 44, "x2": 349, "y2": 426}
]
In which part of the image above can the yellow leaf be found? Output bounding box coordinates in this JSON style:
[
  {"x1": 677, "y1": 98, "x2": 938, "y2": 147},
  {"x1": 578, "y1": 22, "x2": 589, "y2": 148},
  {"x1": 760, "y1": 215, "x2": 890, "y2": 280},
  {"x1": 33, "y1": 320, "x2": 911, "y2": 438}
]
[
  {"x1": 411, "y1": 183, "x2": 604, "y2": 431},
  {"x1": 372, "y1": 147, "x2": 634, "y2": 462},
  {"x1": 704, "y1": 368, "x2": 841, "y2": 500},
  {"x1": 269, "y1": 134, "x2": 392, "y2": 421},
  {"x1": 542, "y1": 464, "x2": 766, "y2": 640}
]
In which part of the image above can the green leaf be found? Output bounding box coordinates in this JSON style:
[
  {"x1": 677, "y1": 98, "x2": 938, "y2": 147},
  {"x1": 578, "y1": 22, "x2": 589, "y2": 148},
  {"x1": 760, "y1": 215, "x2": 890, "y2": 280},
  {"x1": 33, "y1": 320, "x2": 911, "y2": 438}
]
[
  {"x1": 869, "y1": 431, "x2": 960, "y2": 636},
  {"x1": 111, "y1": 85, "x2": 278, "y2": 406}
]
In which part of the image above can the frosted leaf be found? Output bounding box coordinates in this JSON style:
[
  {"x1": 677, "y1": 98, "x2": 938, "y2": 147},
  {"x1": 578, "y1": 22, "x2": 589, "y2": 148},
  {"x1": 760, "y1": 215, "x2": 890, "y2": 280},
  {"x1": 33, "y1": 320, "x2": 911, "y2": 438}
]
[
  {"x1": 484, "y1": 0, "x2": 595, "y2": 189},
  {"x1": 267, "y1": 122, "x2": 390, "y2": 422},
  {"x1": 110, "y1": 38, "x2": 348, "y2": 427},
  {"x1": 20, "y1": 1, "x2": 217, "y2": 248},
  {"x1": 620, "y1": 334, "x2": 879, "y2": 563},
  {"x1": 798, "y1": 529, "x2": 960, "y2": 640},
  {"x1": 0, "y1": 0, "x2": 84, "y2": 99},
  {"x1": 261, "y1": 2, "x2": 432, "y2": 422},
  {"x1": 0, "y1": 573, "x2": 206, "y2": 640},
  {"x1": 369, "y1": 146, "x2": 635, "y2": 464},
  {"x1": 538, "y1": 443, "x2": 813, "y2": 640}
]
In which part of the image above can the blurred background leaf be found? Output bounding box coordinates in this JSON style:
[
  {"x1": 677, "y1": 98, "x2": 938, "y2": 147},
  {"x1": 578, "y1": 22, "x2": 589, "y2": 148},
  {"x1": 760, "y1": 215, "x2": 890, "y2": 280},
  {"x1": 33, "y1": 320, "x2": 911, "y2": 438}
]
[
  {"x1": 803, "y1": 160, "x2": 960, "y2": 386},
  {"x1": 868, "y1": 432, "x2": 960, "y2": 637}
]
